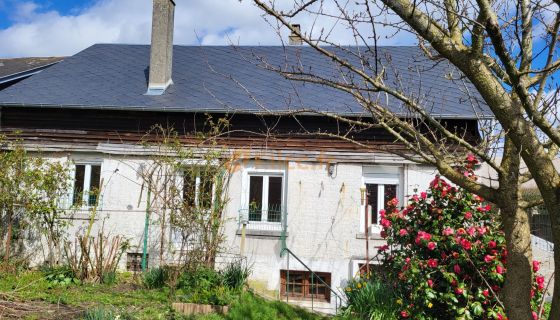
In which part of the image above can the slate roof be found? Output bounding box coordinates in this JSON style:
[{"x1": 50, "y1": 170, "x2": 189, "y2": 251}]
[
  {"x1": 0, "y1": 44, "x2": 490, "y2": 119},
  {"x1": 0, "y1": 57, "x2": 64, "y2": 82}
]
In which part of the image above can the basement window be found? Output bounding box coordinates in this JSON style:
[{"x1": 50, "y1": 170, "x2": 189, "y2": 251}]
[
  {"x1": 280, "y1": 270, "x2": 331, "y2": 302},
  {"x1": 73, "y1": 164, "x2": 101, "y2": 207},
  {"x1": 126, "y1": 252, "x2": 146, "y2": 272}
]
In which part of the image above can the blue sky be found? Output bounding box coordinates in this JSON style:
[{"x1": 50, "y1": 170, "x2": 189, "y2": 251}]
[{"x1": 0, "y1": 0, "x2": 414, "y2": 58}]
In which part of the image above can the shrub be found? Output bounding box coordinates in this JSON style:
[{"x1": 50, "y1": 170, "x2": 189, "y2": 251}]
[
  {"x1": 177, "y1": 266, "x2": 239, "y2": 306},
  {"x1": 42, "y1": 264, "x2": 80, "y2": 288},
  {"x1": 221, "y1": 259, "x2": 251, "y2": 290},
  {"x1": 379, "y1": 155, "x2": 545, "y2": 319},
  {"x1": 177, "y1": 266, "x2": 223, "y2": 291},
  {"x1": 142, "y1": 267, "x2": 168, "y2": 289},
  {"x1": 83, "y1": 305, "x2": 133, "y2": 320},
  {"x1": 341, "y1": 273, "x2": 398, "y2": 320}
]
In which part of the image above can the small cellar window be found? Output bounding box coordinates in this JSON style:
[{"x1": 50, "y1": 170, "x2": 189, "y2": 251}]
[
  {"x1": 280, "y1": 270, "x2": 331, "y2": 302},
  {"x1": 126, "y1": 252, "x2": 146, "y2": 272}
]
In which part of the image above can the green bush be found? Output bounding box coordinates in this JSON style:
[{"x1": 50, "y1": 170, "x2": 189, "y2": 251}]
[
  {"x1": 41, "y1": 264, "x2": 80, "y2": 288},
  {"x1": 221, "y1": 260, "x2": 251, "y2": 290},
  {"x1": 340, "y1": 274, "x2": 398, "y2": 320},
  {"x1": 101, "y1": 271, "x2": 117, "y2": 285},
  {"x1": 177, "y1": 266, "x2": 238, "y2": 306},
  {"x1": 142, "y1": 267, "x2": 168, "y2": 289}
]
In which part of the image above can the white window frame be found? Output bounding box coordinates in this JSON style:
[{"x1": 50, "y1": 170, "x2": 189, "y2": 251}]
[
  {"x1": 71, "y1": 162, "x2": 102, "y2": 208},
  {"x1": 360, "y1": 166, "x2": 402, "y2": 233},
  {"x1": 171, "y1": 167, "x2": 217, "y2": 247},
  {"x1": 241, "y1": 168, "x2": 286, "y2": 225}
]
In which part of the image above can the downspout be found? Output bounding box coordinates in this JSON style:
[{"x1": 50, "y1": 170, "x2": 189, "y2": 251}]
[{"x1": 142, "y1": 186, "x2": 151, "y2": 272}]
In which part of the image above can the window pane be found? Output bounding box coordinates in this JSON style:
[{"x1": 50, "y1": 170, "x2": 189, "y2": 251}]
[
  {"x1": 248, "y1": 176, "x2": 263, "y2": 221},
  {"x1": 366, "y1": 184, "x2": 378, "y2": 224},
  {"x1": 88, "y1": 165, "x2": 101, "y2": 206},
  {"x1": 73, "y1": 165, "x2": 85, "y2": 205},
  {"x1": 267, "y1": 176, "x2": 282, "y2": 222},
  {"x1": 198, "y1": 171, "x2": 213, "y2": 209},
  {"x1": 183, "y1": 172, "x2": 196, "y2": 208},
  {"x1": 384, "y1": 185, "x2": 397, "y2": 208}
]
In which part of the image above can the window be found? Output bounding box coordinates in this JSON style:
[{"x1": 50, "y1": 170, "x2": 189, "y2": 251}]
[
  {"x1": 73, "y1": 164, "x2": 101, "y2": 206},
  {"x1": 183, "y1": 169, "x2": 214, "y2": 210},
  {"x1": 247, "y1": 174, "x2": 283, "y2": 223},
  {"x1": 361, "y1": 166, "x2": 401, "y2": 232},
  {"x1": 126, "y1": 252, "x2": 146, "y2": 272},
  {"x1": 365, "y1": 183, "x2": 397, "y2": 224},
  {"x1": 280, "y1": 270, "x2": 331, "y2": 302}
]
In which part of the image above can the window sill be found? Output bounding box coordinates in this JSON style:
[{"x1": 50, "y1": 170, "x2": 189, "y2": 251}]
[
  {"x1": 236, "y1": 229, "x2": 287, "y2": 238},
  {"x1": 355, "y1": 233, "x2": 384, "y2": 240}
]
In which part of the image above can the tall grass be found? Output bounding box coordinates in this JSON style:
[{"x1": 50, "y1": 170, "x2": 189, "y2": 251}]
[
  {"x1": 221, "y1": 259, "x2": 251, "y2": 290},
  {"x1": 339, "y1": 275, "x2": 399, "y2": 320}
]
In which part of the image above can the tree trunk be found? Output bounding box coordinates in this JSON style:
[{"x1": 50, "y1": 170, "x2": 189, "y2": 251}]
[{"x1": 501, "y1": 205, "x2": 534, "y2": 320}]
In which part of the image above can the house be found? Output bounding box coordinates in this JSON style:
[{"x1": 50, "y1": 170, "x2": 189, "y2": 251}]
[
  {"x1": 0, "y1": 0, "x2": 489, "y2": 313},
  {"x1": 0, "y1": 56, "x2": 64, "y2": 91}
]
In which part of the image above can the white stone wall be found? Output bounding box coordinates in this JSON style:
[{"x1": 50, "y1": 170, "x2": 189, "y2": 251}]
[{"x1": 33, "y1": 151, "x2": 436, "y2": 311}]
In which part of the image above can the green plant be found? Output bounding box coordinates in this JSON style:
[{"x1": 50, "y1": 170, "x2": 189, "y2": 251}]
[
  {"x1": 341, "y1": 274, "x2": 398, "y2": 320},
  {"x1": 42, "y1": 265, "x2": 80, "y2": 288},
  {"x1": 83, "y1": 305, "x2": 134, "y2": 320},
  {"x1": 102, "y1": 271, "x2": 117, "y2": 285},
  {"x1": 142, "y1": 267, "x2": 168, "y2": 289},
  {"x1": 221, "y1": 259, "x2": 251, "y2": 291},
  {"x1": 177, "y1": 267, "x2": 223, "y2": 291}
]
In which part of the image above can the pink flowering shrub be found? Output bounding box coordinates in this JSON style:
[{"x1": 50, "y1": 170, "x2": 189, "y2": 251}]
[{"x1": 380, "y1": 156, "x2": 545, "y2": 319}]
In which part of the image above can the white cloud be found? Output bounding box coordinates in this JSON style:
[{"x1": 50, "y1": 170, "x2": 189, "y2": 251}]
[{"x1": 0, "y1": 0, "x2": 416, "y2": 58}]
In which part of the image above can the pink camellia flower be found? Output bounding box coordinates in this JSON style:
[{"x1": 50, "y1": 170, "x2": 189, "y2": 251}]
[
  {"x1": 381, "y1": 218, "x2": 391, "y2": 228},
  {"x1": 427, "y1": 279, "x2": 433, "y2": 288},
  {"x1": 495, "y1": 264, "x2": 504, "y2": 274},
  {"x1": 453, "y1": 264, "x2": 461, "y2": 274},
  {"x1": 536, "y1": 276, "x2": 545, "y2": 286},
  {"x1": 482, "y1": 289, "x2": 489, "y2": 297},
  {"x1": 389, "y1": 198, "x2": 399, "y2": 206},
  {"x1": 460, "y1": 238, "x2": 472, "y2": 250},
  {"x1": 533, "y1": 311, "x2": 538, "y2": 320},
  {"x1": 457, "y1": 228, "x2": 466, "y2": 235},
  {"x1": 442, "y1": 227, "x2": 454, "y2": 236},
  {"x1": 405, "y1": 257, "x2": 411, "y2": 264},
  {"x1": 455, "y1": 287, "x2": 464, "y2": 295},
  {"x1": 497, "y1": 313, "x2": 504, "y2": 320},
  {"x1": 465, "y1": 211, "x2": 473, "y2": 219},
  {"x1": 488, "y1": 240, "x2": 497, "y2": 249},
  {"x1": 400, "y1": 311, "x2": 409, "y2": 318},
  {"x1": 467, "y1": 226, "x2": 476, "y2": 236},
  {"x1": 427, "y1": 242, "x2": 437, "y2": 250},
  {"x1": 477, "y1": 226, "x2": 487, "y2": 235},
  {"x1": 421, "y1": 191, "x2": 427, "y2": 199},
  {"x1": 399, "y1": 229, "x2": 408, "y2": 236},
  {"x1": 412, "y1": 194, "x2": 419, "y2": 202},
  {"x1": 533, "y1": 260, "x2": 540, "y2": 273},
  {"x1": 379, "y1": 209, "x2": 386, "y2": 218},
  {"x1": 467, "y1": 153, "x2": 476, "y2": 162},
  {"x1": 484, "y1": 255, "x2": 494, "y2": 263},
  {"x1": 427, "y1": 258, "x2": 438, "y2": 268}
]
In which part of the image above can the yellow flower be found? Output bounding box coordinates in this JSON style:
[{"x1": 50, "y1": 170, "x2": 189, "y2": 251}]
[
  {"x1": 428, "y1": 302, "x2": 433, "y2": 308},
  {"x1": 346, "y1": 287, "x2": 352, "y2": 292},
  {"x1": 396, "y1": 299, "x2": 403, "y2": 305},
  {"x1": 357, "y1": 283, "x2": 362, "y2": 289}
]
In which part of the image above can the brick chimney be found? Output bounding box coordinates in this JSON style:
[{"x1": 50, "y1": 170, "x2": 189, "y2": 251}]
[{"x1": 146, "y1": 0, "x2": 175, "y2": 95}]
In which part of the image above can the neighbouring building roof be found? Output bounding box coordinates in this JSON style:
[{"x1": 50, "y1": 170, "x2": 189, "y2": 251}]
[
  {"x1": 0, "y1": 56, "x2": 64, "y2": 85},
  {"x1": 0, "y1": 44, "x2": 490, "y2": 119}
]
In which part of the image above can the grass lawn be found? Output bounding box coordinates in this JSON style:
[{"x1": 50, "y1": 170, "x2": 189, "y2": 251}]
[{"x1": 0, "y1": 271, "x2": 330, "y2": 320}]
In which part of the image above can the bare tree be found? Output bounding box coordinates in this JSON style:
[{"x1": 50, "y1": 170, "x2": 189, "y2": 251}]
[{"x1": 243, "y1": 0, "x2": 560, "y2": 318}]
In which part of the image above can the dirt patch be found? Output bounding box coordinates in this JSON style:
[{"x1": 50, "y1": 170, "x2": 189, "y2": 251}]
[{"x1": 0, "y1": 299, "x2": 83, "y2": 319}]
